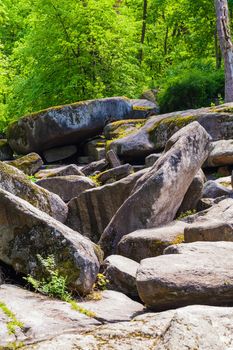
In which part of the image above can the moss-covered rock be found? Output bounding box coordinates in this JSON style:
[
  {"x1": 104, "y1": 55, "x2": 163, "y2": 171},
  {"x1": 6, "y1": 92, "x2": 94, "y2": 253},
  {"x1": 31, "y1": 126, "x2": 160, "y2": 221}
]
[
  {"x1": 0, "y1": 161, "x2": 67, "y2": 222},
  {"x1": 7, "y1": 152, "x2": 43, "y2": 175}
]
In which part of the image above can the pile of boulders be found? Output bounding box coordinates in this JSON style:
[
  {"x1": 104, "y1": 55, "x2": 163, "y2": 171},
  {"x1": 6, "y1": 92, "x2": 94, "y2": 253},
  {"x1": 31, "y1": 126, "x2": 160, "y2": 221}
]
[{"x1": 1, "y1": 97, "x2": 233, "y2": 349}]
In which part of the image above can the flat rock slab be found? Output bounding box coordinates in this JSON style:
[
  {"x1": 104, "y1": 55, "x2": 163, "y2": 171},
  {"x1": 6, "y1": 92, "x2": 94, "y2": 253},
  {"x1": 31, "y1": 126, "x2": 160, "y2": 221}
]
[
  {"x1": 137, "y1": 241, "x2": 233, "y2": 310},
  {"x1": 7, "y1": 97, "x2": 155, "y2": 154},
  {"x1": 35, "y1": 164, "x2": 84, "y2": 179},
  {"x1": 202, "y1": 180, "x2": 232, "y2": 199},
  {"x1": 0, "y1": 161, "x2": 67, "y2": 223},
  {"x1": 43, "y1": 145, "x2": 78, "y2": 162},
  {"x1": 96, "y1": 163, "x2": 133, "y2": 185},
  {"x1": 0, "y1": 188, "x2": 100, "y2": 294},
  {"x1": 36, "y1": 175, "x2": 95, "y2": 202},
  {"x1": 117, "y1": 221, "x2": 186, "y2": 262},
  {"x1": 0, "y1": 284, "x2": 100, "y2": 348},
  {"x1": 102, "y1": 255, "x2": 139, "y2": 298},
  {"x1": 26, "y1": 305, "x2": 233, "y2": 350},
  {"x1": 7, "y1": 153, "x2": 43, "y2": 175},
  {"x1": 100, "y1": 122, "x2": 210, "y2": 256}
]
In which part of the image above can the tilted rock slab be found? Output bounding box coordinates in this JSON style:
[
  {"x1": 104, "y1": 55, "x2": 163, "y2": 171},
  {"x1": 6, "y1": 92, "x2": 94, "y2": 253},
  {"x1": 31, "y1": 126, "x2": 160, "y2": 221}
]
[
  {"x1": 26, "y1": 305, "x2": 233, "y2": 350},
  {"x1": 7, "y1": 152, "x2": 43, "y2": 175},
  {"x1": 110, "y1": 102, "x2": 233, "y2": 159},
  {"x1": 0, "y1": 161, "x2": 67, "y2": 222},
  {"x1": 7, "y1": 97, "x2": 157, "y2": 154},
  {"x1": 99, "y1": 122, "x2": 210, "y2": 256},
  {"x1": 66, "y1": 168, "x2": 148, "y2": 243},
  {"x1": 137, "y1": 241, "x2": 233, "y2": 310},
  {"x1": 0, "y1": 188, "x2": 100, "y2": 294},
  {"x1": 35, "y1": 164, "x2": 84, "y2": 179}
]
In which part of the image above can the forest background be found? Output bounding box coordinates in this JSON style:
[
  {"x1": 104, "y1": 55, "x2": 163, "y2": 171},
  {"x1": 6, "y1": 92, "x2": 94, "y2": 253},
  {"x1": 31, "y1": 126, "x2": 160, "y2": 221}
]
[{"x1": 0, "y1": 0, "x2": 232, "y2": 132}]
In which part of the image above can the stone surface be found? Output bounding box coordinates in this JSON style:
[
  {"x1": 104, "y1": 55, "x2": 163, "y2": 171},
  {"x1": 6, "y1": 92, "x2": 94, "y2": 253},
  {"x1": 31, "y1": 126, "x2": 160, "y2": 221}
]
[
  {"x1": 205, "y1": 139, "x2": 233, "y2": 167},
  {"x1": 145, "y1": 153, "x2": 162, "y2": 167},
  {"x1": 104, "y1": 119, "x2": 146, "y2": 140},
  {"x1": 7, "y1": 97, "x2": 152, "y2": 154},
  {"x1": 106, "y1": 150, "x2": 121, "y2": 168},
  {"x1": 117, "y1": 221, "x2": 186, "y2": 262},
  {"x1": 202, "y1": 180, "x2": 232, "y2": 198},
  {"x1": 99, "y1": 122, "x2": 210, "y2": 256},
  {"x1": 7, "y1": 152, "x2": 43, "y2": 175},
  {"x1": 102, "y1": 255, "x2": 139, "y2": 298},
  {"x1": 83, "y1": 137, "x2": 106, "y2": 161},
  {"x1": 43, "y1": 145, "x2": 78, "y2": 162},
  {"x1": 25, "y1": 305, "x2": 233, "y2": 350},
  {"x1": 0, "y1": 188, "x2": 100, "y2": 294},
  {"x1": 215, "y1": 175, "x2": 231, "y2": 188},
  {"x1": 81, "y1": 158, "x2": 109, "y2": 176},
  {"x1": 66, "y1": 169, "x2": 148, "y2": 243},
  {"x1": 95, "y1": 163, "x2": 133, "y2": 185},
  {"x1": 0, "y1": 139, "x2": 13, "y2": 161},
  {"x1": 0, "y1": 284, "x2": 100, "y2": 348},
  {"x1": 110, "y1": 102, "x2": 233, "y2": 159},
  {"x1": 130, "y1": 99, "x2": 158, "y2": 118},
  {"x1": 137, "y1": 241, "x2": 233, "y2": 310},
  {"x1": 177, "y1": 169, "x2": 206, "y2": 215},
  {"x1": 0, "y1": 161, "x2": 67, "y2": 222},
  {"x1": 35, "y1": 164, "x2": 84, "y2": 179},
  {"x1": 36, "y1": 175, "x2": 95, "y2": 202}
]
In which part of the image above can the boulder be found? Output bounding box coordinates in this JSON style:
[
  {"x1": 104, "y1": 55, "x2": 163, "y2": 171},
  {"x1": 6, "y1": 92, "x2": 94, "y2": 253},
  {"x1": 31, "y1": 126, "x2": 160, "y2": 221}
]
[
  {"x1": 25, "y1": 305, "x2": 233, "y2": 349},
  {"x1": 110, "y1": 102, "x2": 233, "y2": 160},
  {"x1": 117, "y1": 221, "x2": 186, "y2": 262},
  {"x1": 102, "y1": 255, "x2": 139, "y2": 298},
  {"x1": 0, "y1": 284, "x2": 100, "y2": 348},
  {"x1": 106, "y1": 150, "x2": 121, "y2": 168},
  {"x1": 7, "y1": 152, "x2": 43, "y2": 175},
  {"x1": 43, "y1": 145, "x2": 78, "y2": 162},
  {"x1": 66, "y1": 169, "x2": 148, "y2": 243},
  {"x1": 36, "y1": 175, "x2": 96, "y2": 202},
  {"x1": 81, "y1": 158, "x2": 109, "y2": 176},
  {"x1": 83, "y1": 137, "x2": 106, "y2": 161},
  {"x1": 0, "y1": 139, "x2": 13, "y2": 161},
  {"x1": 205, "y1": 139, "x2": 233, "y2": 167},
  {"x1": 214, "y1": 175, "x2": 231, "y2": 188},
  {"x1": 145, "y1": 153, "x2": 162, "y2": 167},
  {"x1": 35, "y1": 164, "x2": 84, "y2": 179},
  {"x1": 7, "y1": 97, "x2": 154, "y2": 154},
  {"x1": 0, "y1": 188, "x2": 100, "y2": 294},
  {"x1": 95, "y1": 163, "x2": 133, "y2": 185},
  {"x1": 176, "y1": 169, "x2": 206, "y2": 216},
  {"x1": 130, "y1": 99, "x2": 158, "y2": 118},
  {"x1": 137, "y1": 241, "x2": 233, "y2": 310},
  {"x1": 0, "y1": 161, "x2": 67, "y2": 222},
  {"x1": 202, "y1": 180, "x2": 232, "y2": 198},
  {"x1": 99, "y1": 122, "x2": 210, "y2": 256},
  {"x1": 104, "y1": 119, "x2": 146, "y2": 140}
]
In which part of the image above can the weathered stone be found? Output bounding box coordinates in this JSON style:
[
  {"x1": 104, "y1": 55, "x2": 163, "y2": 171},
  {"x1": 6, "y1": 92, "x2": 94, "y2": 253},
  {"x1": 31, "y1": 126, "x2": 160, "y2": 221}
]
[
  {"x1": 83, "y1": 137, "x2": 106, "y2": 161},
  {"x1": 214, "y1": 175, "x2": 231, "y2": 188},
  {"x1": 145, "y1": 153, "x2": 162, "y2": 167},
  {"x1": 35, "y1": 164, "x2": 84, "y2": 179},
  {"x1": 43, "y1": 145, "x2": 78, "y2": 162},
  {"x1": 0, "y1": 188, "x2": 100, "y2": 294},
  {"x1": 81, "y1": 158, "x2": 109, "y2": 176},
  {"x1": 80, "y1": 290, "x2": 144, "y2": 323},
  {"x1": 137, "y1": 241, "x2": 233, "y2": 310},
  {"x1": 140, "y1": 89, "x2": 158, "y2": 104},
  {"x1": 106, "y1": 150, "x2": 121, "y2": 168},
  {"x1": 130, "y1": 99, "x2": 158, "y2": 118},
  {"x1": 0, "y1": 284, "x2": 100, "y2": 348},
  {"x1": 110, "y1": 102, "x2": 233, "y2": 160},
  {"x1": 117, "y1": 221, "x2": 186, "y2": 262},
  {"x1": 7, "y1": 152, "x2": 43, "y2": 175},
  {"x1": 0, "y1": 139, "x2": 13, "y2": 161},
  {"x1": 99, "y1": 122, "x2": 210, "y2": 256},
  {"x1": 202, "y1": 180, "x2": 232, "y2": 198},
  {"x1": 25, "y1": 305, "x2": 233, "y2": 350},
  {"x1": 36, "y1": 175, "x2": 96, "y2": 202},
  {"x1": 0, "y1": 161, "x2": 67, "y2": 222},
  {"x1": 95, "y1": 163, "x2": 133, "y2": 185},
  {"x1": 205, "y1": 139, "x2": 233, "y2": 167},
  {"x1": 177, "y1": 169, "x2": 206, "y2": 216},
  {"x1": 7, "y1": 97, "x2": 152, "y2": 154},
  {"x1": 66, "y1": 169, "x2": 148, "y2": 243},
  {"x1": 104, "y1": 119, "x2": 146, "y2": 140},
  {"x1": 102, "y1": 255, "x2": 139, "y2": 298}
]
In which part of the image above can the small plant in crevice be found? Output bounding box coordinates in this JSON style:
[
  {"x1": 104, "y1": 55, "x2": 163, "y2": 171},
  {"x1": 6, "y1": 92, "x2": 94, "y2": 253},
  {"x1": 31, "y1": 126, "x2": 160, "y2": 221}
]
[
  {"x1": 27, "y1": 175, "x2": 37, "y2": 183},
  {"x1": 24, "y1": 254, "x2": 95, "y2": 318},
  {"x1": 0, "y1": 301, "x2": 24, "y2": 335},
  {"x1": 177, "y1": 209, "x2": 197, "y2": 220}
]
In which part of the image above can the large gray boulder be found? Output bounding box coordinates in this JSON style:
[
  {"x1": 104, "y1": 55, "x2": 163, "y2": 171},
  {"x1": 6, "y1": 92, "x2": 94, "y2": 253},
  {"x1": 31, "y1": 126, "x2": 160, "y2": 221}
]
[
  {"x1": 137, "y1": 241, "x2": 233, "y2": 310},
  {"x1": 7, "y1": 97, "x2": 157, "y2": 154},
  {"x1": 99, "y1": 122, "x2": 210, "y2": 256},
  {"x1": 110, "y1": 102, "x2": 233, "y2": 159},
  {"x1": 0, "y1": 161, "x2": 67, "y2": 222},
  {"x1": 205, "y1": 139, "x2": 233, "y2": 167},
  {"x1": 0, "y1": 188, "x2": 100, "y2": 294},
  {"x1": 36, "y1": 175, "x2": 95, "y2": 202},
  {"x1": 117, "y1": 221, "x2": 186, "y2": 262},
  {"x1": 66, "y1": 168, "x2": 148, "y2": 243},
  {"x1": 25, "y1": 305, "x2": 233, "y2": 350}
]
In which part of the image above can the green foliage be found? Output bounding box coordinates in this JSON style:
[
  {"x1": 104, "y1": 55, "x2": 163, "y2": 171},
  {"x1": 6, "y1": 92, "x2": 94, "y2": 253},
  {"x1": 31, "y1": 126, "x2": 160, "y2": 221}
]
[
  {"x1": 94, "y1": 273, "x2": 109, "y2": 291},
  {"x1": 177, "y1": 209, "x2": 197, "y2": 220},
  {"x1": 0, "y1": 301, "x2": 24, "y2": 335},
  {"x1": 27, "y1": 175, "x2": 37, "y2": 183},
  {"x1": 158, "y1": 62, "x2": 224, "y2": 112}
]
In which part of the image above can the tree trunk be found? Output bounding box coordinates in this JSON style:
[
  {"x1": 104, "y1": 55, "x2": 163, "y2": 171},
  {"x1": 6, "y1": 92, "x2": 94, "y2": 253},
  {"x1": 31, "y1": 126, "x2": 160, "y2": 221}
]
[
  {"x1": 214, "y1": 0, "x2": 233, "y2": 102},
  {"x1": 139, "y1": 0, "x2": 148, "y2": 64}
]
